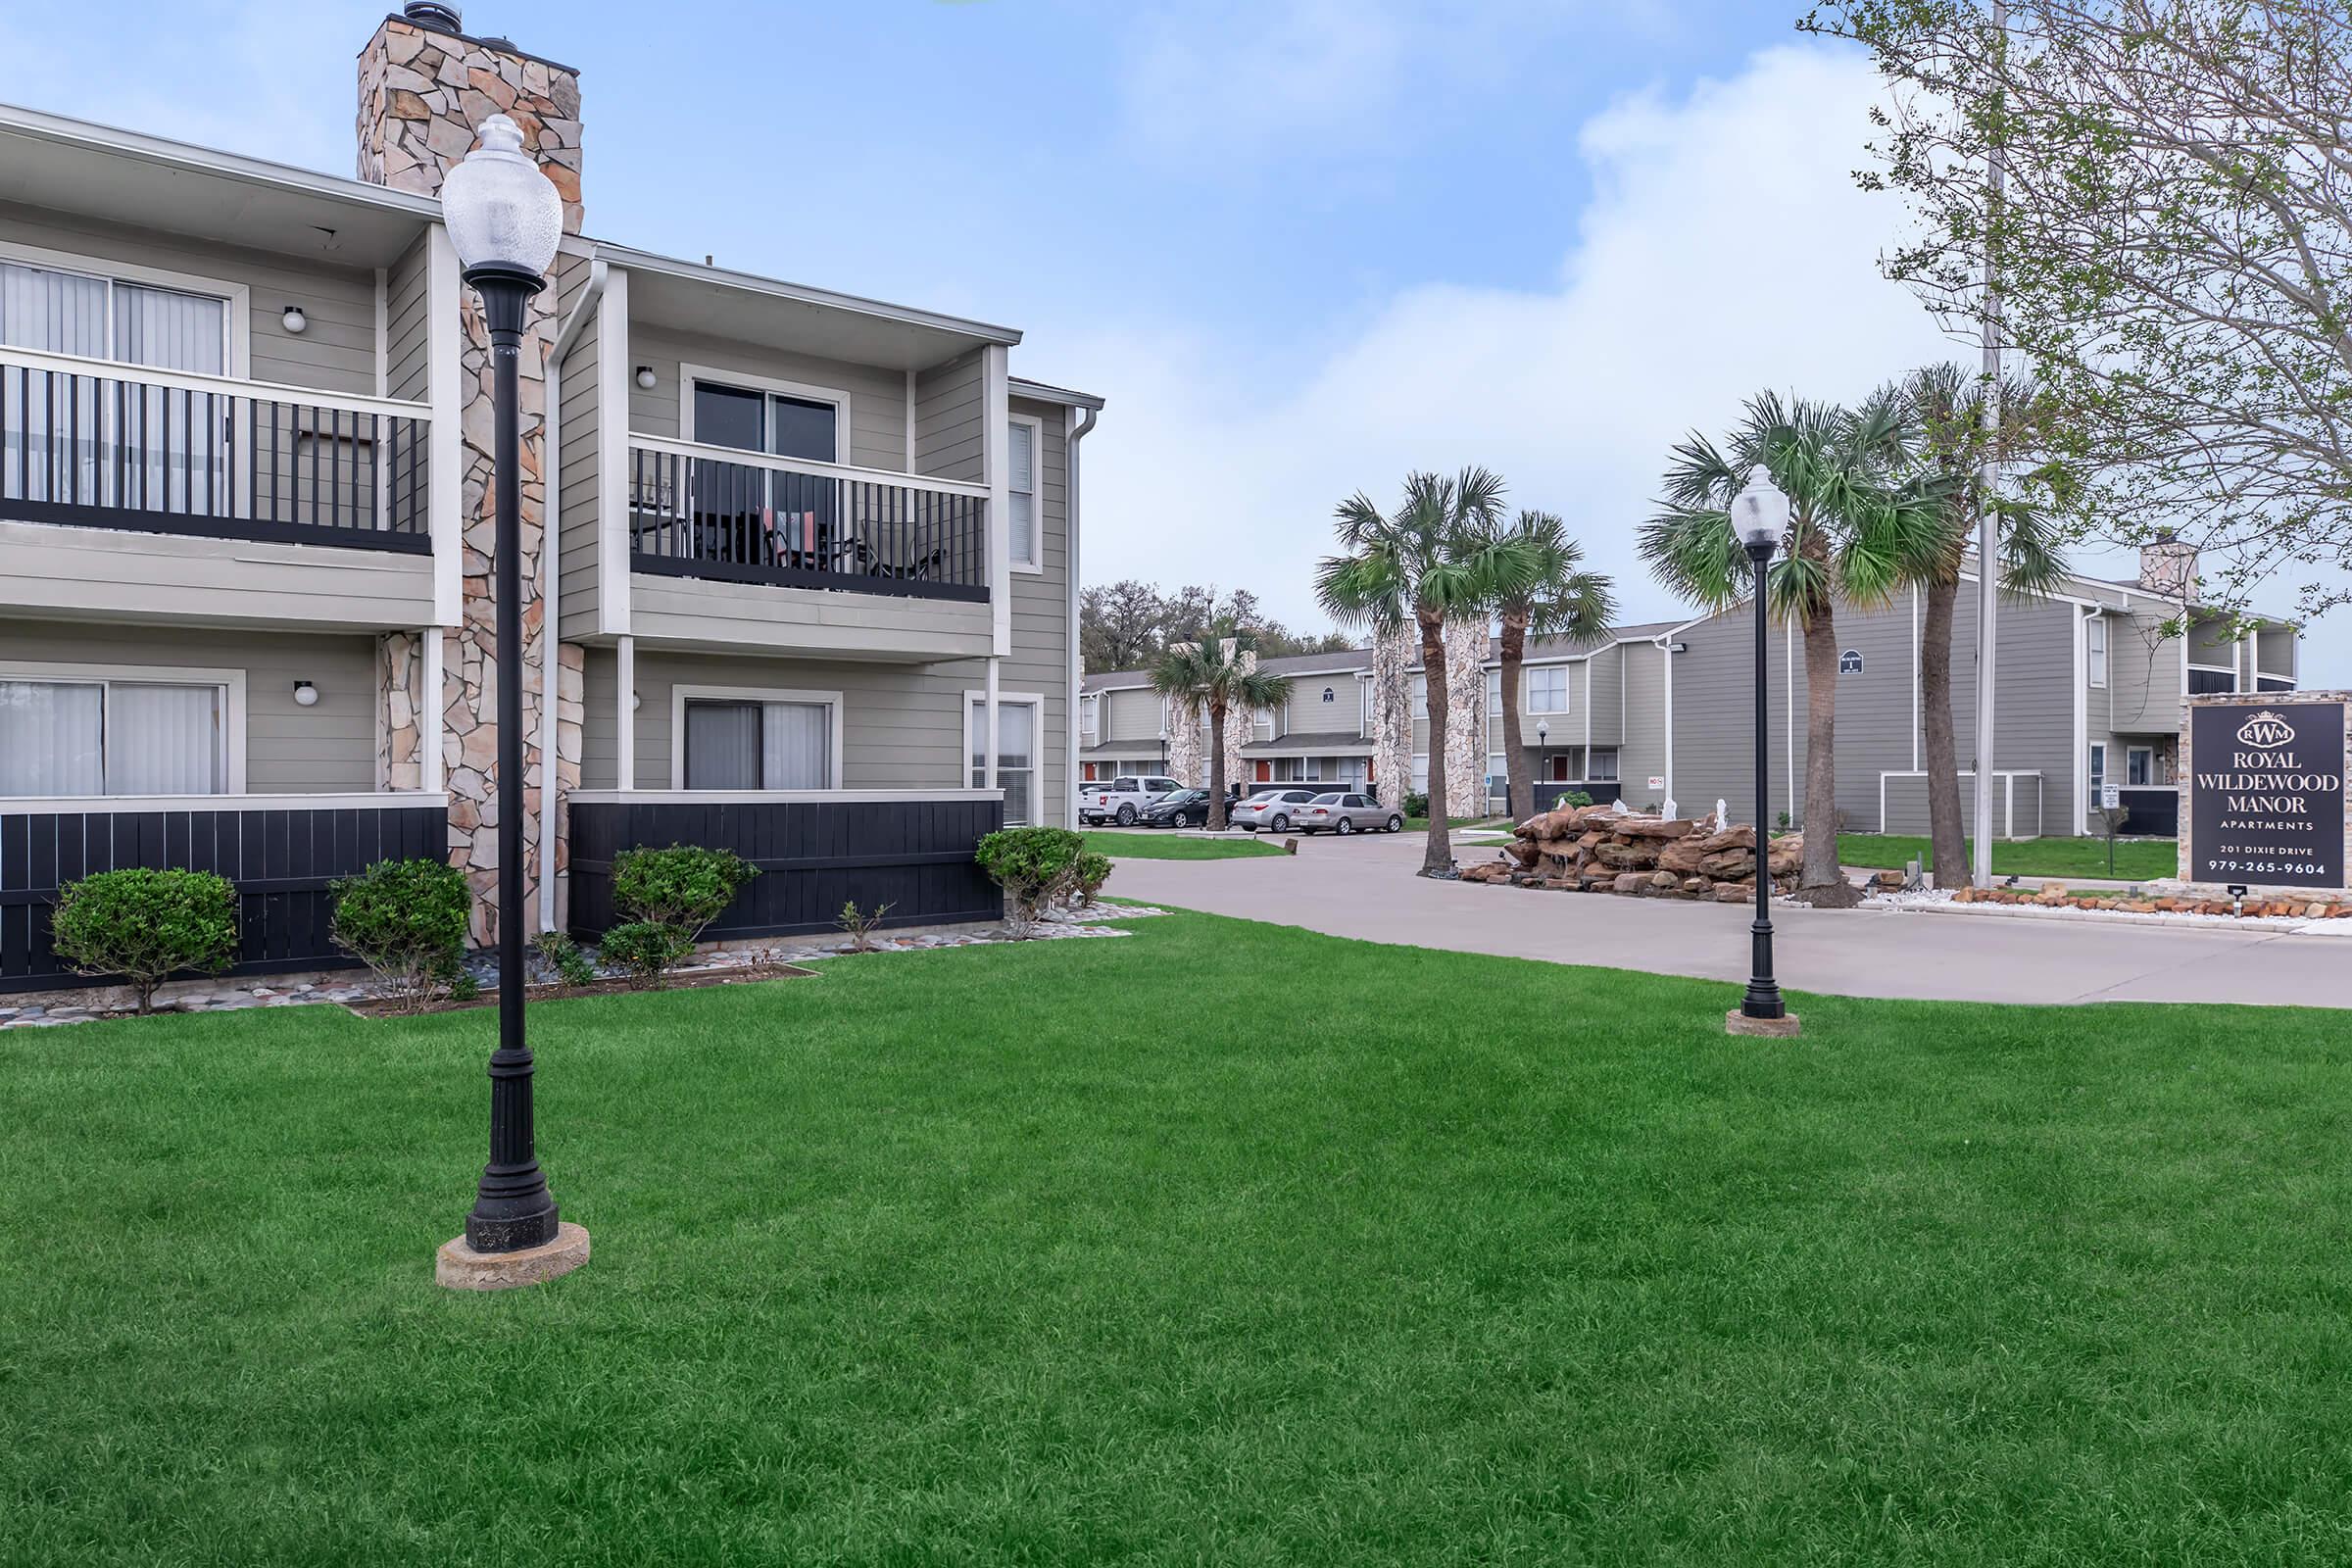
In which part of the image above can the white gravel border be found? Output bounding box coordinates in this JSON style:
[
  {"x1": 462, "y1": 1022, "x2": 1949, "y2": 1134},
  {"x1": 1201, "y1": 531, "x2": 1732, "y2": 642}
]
[{"x1": 1869, "y1": 888, "x2": 2351, "y2": 936}]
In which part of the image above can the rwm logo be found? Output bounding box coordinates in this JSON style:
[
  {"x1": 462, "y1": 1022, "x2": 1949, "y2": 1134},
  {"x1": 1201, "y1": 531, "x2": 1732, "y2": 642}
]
[{"x1": 2236, "y1": 710, "x2": 2297, "y2": 749}]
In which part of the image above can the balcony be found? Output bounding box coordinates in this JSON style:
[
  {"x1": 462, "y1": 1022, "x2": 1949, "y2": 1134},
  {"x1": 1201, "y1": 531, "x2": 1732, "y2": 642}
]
[
  {"x1": 0, "y1": 348, "x2": 437, "y2": 630},
  {"x1": 627, "y1": 437, "x2": 986, "y2": 602},
  {"x1": 620, "y1": 435, "x2": 993, "y2": 663}
]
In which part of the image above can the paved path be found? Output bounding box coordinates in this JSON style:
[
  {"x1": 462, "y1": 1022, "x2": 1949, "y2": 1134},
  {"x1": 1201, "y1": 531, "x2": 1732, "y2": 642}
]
[{"x1": 1106, "y1": 830, "x2": 2350, "y2": 1009}]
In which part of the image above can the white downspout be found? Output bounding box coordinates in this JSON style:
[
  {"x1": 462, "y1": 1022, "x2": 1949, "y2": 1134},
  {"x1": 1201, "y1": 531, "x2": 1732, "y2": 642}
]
[
  {"x1": 1064, "y1": 402, "x2": 1100, "y2": 827},
  {"x1": 539, "y1": 255, "x2": 607, "y2": 931},
  {"x1": 984, "y1": 658, "x2": 1002, "y2": 799},
  {"x1": 1656, "y1": 636, "x2": 1674, "y2": 808}
]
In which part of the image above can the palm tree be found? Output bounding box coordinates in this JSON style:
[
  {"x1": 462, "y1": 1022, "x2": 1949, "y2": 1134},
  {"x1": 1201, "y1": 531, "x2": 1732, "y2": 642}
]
[
  {"x1": 1485, "y1": 510, "x2": 1616, "y2": 822},
  {"x1": 1899, "y1": 364, "x2": 2068, "y2": 887},
  {"x1": 1641, "y1": 392, "x2": 1940, "y2": 906},
  {"x1": 1316, "y1": 468, "x2": 1510, "y2": 877},
  {"x1": 1149, "y1": 624, "x2": 1293, "y2": 832}
]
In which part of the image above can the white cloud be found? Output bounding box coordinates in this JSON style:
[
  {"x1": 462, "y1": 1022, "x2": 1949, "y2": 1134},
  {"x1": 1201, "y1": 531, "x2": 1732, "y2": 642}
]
[{"x1": 1066, "y1": 43, "x2": 1956, "y2": 633}]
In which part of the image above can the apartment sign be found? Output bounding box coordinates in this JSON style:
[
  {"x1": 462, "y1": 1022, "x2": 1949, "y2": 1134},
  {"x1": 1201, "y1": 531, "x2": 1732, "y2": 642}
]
[{"x1": 2187, "y1": 699, "x2": 2347, "y2": 888}]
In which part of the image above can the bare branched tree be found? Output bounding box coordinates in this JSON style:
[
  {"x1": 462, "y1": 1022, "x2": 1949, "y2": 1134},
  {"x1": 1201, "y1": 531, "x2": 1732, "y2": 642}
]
[{"x1": 1807, "y1": 0, "x2": 2352, "y2": 617}]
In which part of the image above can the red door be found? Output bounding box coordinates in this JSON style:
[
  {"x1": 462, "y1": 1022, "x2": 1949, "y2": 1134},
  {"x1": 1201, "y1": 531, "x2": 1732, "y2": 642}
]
[
  {"x1": 1253, "y1": 760, "x2": 1271, "y2": 782},
  {"x1": 1549, "y1": 756, "x2": 1570, "y2": 782}
]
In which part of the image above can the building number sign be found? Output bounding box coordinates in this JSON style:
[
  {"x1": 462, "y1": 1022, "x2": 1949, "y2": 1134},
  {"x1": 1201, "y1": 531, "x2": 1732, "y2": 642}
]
[{"x1": 1838, "y1": 649, "x2": 1863, "y2": 674}]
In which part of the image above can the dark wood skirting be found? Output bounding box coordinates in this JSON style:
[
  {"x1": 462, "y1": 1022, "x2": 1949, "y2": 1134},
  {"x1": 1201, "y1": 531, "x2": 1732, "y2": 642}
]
[
  {"x1": 0, "y1": 804, "x2": 447, "y2": 993},
  {"x1": 568, "y1": 797, "x2": 1005, "y2": 942}
]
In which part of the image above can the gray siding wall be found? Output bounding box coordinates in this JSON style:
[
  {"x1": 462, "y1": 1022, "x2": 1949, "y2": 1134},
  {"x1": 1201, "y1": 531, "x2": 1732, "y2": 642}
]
[
  {"x1": 0, "y1": 201, "x2": 383, "y2": 395},
  {"x1": 0, "y1": 618, "x2": 378, "y2": 792},
  {"x1": 628, "y1": 325, "x2": 914, "y2": 471},
  {"x1": 1824, "y1": 594, "x2": 1920, "y2": 834},
  {"x1": 554, "y1": 248, "x2": 603, "y2": 642},
  {"x1": 2106, "y1": 607, "x2": 2180, "y2": 733},
  {"x1": 1003, "y1": 394, "x2": 1072, "y2": 819},
  {"x1": 913, "y1": 352, "x2": 986, "y2": 483},
  {"x1": 1668, "y1": 601, "x2": 1803, "y2": 832},
  {"x1": 1586, "y1": 645, "x2": 1623, "y2": 746},
  {"x1": 1102, "y1": 685, "x2": 1160, "y2": 743},
  {"x1": 0, "y1": 519, "x2": 433, "y2": 629},
  {"x1": 1617, "y1": 642, "x2": 1668, "y2": 806},
  {"x1": 385, "y1": 233, "x2": 431, "y2": 402}
]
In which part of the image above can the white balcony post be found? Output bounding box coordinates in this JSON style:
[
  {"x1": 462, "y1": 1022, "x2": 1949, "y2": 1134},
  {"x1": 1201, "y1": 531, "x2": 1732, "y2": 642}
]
[
  {"x1": 616, "y1": 634, "x2": 636, "y2": 791},
  {"x1": 421, "y1": 625, "x2": 446, "y2": 793},
  {"x1": 984, "y1": 657, "x2": 1001, "y2": 792}
]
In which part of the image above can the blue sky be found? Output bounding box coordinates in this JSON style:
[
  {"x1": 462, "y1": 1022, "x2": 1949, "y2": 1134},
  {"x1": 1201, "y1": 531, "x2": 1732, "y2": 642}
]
[{"x1": 2, "y1": 0, "x2": 2341, "y2": 680}]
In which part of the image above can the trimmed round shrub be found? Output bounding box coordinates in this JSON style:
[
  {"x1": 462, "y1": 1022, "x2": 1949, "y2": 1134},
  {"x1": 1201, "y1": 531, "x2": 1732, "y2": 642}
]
[
  {"x1": 612, "y1": 845, "x2": 758, "y2": 945},
  {"x1": 1403, "y1": 791, "x2": 1431, "y2": 819},
  {"x1": 599, "y1": 920, "x2": 692, "y2": 988},
  {"x1": 331, "y1": 858, "x2": 472, "y2": 1011},
  {"x1": 1070, "y1": 851, "x2": 1113, "y2": 907},
  {"x1": 976, "y1": 825, "x2": 1085, "y2": 931},
  {"x1": 49, "y1": 867, "x2": 238, "y2": 1014}
]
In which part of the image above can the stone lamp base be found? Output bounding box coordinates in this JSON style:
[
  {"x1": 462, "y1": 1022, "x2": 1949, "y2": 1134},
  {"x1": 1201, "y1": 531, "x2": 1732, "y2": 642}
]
[
  {"x1": 436, "y1": 1222, "x2": 591, "y2": 1291},
  {"x1": 1725, "y1": 1008, "x2": 1802, "y2": 1038}
]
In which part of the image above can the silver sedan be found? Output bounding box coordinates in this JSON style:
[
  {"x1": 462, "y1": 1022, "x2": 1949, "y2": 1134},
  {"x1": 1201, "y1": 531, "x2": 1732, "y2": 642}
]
[
  {"x1": 1296, "y1": 791, "x2": 1403, "y2": 836},
  {"x1": 1230, "y1": 788, "x2": 1322, "y2": 832}
]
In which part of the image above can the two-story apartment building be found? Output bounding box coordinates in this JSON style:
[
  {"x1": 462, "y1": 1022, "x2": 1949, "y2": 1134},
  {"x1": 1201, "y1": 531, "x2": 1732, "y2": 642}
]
[
  {"x1": 1083, "y1": 542, "x2": 2298, "y2": 839},
  {"x1": 0, "y1": 5, "x2": 1098, "y2": 993}
]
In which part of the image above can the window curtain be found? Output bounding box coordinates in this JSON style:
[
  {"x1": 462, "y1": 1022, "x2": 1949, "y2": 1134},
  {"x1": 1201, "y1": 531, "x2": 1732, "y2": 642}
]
[
  {"x1": 1006, "y1": 421, "x2": 1036, "y2": 565},
  {"x1": 115, "y1": 283, "x2": 227, "y2": 516},
  {"x1": 760, "y1": 702, "x2": 830, "y2": 789},
  {"x1": 0, "y1": 680, "x2": 103, "y2": 795},
  {"x1": 0, "y1": 262, "x2": 107, "y2": 505},
  {"x1": 684, "y1": 701, "x2": 761, "y2": 790},
  {"x1": 107, "y1": 683, "x2": 222, "y2": 795}
]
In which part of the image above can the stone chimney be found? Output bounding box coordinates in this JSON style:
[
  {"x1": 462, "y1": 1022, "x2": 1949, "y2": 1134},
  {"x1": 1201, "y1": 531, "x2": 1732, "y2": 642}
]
[
  {"x1": 2138, "y1": 530, "x2": 2199, "y2": 598},
  {"x1": 358, "y1": 4, "x2": 582, "y2": 230},
  {"x1": 357, "y1": 4, "x2": 585, "y2": 945}
]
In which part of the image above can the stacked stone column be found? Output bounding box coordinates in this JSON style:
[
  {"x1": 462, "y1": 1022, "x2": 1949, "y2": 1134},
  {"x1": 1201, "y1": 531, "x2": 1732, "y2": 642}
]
[{"x1": 358, "y1": 12, "x2": 585, "y2": 943}]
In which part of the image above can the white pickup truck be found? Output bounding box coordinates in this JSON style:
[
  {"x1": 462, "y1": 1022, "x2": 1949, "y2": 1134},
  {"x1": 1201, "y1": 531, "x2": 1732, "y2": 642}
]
[{"x1": 1080, "y1": 774, "x2": 1184, "y2": 826}]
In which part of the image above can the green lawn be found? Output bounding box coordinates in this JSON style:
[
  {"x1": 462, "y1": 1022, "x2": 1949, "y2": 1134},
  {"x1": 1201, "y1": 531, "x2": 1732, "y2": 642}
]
[
  {"x1": 1839, "y1": 832, "x2": 2180, "y2": 881},
  {"x1": 1080, "y1": 829, "x2": 1286, "y2": 859},
  {"x1": 9, "y1": 911, "x2": 2352, "y2": 1563}
]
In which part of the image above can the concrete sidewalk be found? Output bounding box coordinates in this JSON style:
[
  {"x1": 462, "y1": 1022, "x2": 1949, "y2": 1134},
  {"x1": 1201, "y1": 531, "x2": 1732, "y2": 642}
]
[{"x1": 1108, "y1": 830, "x2": 2349, "y2": 1009}]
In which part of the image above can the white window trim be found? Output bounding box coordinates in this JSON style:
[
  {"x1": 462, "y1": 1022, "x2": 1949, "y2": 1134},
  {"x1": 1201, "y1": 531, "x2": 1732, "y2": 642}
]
[
  {"x1": 1079, "y1": 692, "x2": 1099, "y2": 743},
  {"x1": 668, "y1": 683, "x2": 845, "y2": 791},
  {"x1": 0, "y1": 659, "x2": 246, "y2": 795},
  {"x1": 0, "y1": 237, "x2": 251, "y2": 379},
  {"x1": 1525, "y1": 663, "x2": 1572, "y2": 715},
  {"x1": 962, "y1": 689, "x2": 1046, "y2": 821},
  {"x1": 1006, "y1": 411, "x2": 1045, "y2": 573},
  {"x1": 2126, "y1": 744, "x2": 2155, "y2": 787},
  {"x1": 677, "y1": 361, "x2": 851, "y2": 463},
  {"x1": 2086, "y1": 614, "x2": 2108, "y2": 689}
]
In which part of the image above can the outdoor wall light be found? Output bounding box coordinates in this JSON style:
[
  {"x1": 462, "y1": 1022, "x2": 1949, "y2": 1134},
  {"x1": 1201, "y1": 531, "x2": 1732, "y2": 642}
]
[
  {"x1": 292, "y1": 680, "x2": 318, "y2": 708},
  {"x1": 635, "y1": 366, "x2": 657, "y2": 390},
  {"x1": 631, "y1": 690, "x2": 642, "y2": 710},
  {"x1": 281, "y1": 306, "x2": 308, "y2": 334}
]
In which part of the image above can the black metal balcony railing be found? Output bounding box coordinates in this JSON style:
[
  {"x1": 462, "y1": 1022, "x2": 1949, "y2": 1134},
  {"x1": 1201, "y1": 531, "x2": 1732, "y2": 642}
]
[
  {"x1": 628, "y1": 440, "x2": 988, "y2": 603},
  {"x1": 0, "y1": 351, "x2": 431, "y2": 554}
]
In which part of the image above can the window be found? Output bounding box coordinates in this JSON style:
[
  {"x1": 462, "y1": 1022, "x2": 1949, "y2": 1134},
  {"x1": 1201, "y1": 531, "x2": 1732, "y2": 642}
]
[
  {"x1": 1252, "y1": 707, "x2": 1275, "y2": 743},
  {"x1": 0, "y1": 673, "x2": 228, "y2": 796},
  {"x1": 1007, "y1": 415, "x2": 1042, "y2": 570},
  {"x1": 2087, "y1": 614, "x2": 2108, "y2": 688},
  {"x1": 690, "y1": 380, "x2": 838, "y2": 463},
  {"x1": 1411, "y1": 675, "x2": 1427, "y2": 718},
  {"x1": 682, "y1": 697, "x2": 836, "y2": 790},
  {"x1": 969, "y1": 696, "x2": 1041, "y2": 826},
  {"x1": 2088, "y1": 743, "x2": 2106, "y2": 802},
  {"x1": 2127, "y1": 746, "x2": 2154, "y2": 787},
  {"x1": 1410, "y1": 754, "x2": 1429, "y2": 791},
  {"x1": 1588, "y1": 748, "x2": 1619, "y2": 784},
  {"x1": 1080, "y1": 693, "x2": 1098, "y2": 743},
  {"x1": 1, "y1": 260, "x2": 232, "y2": 510},
  {"x1": 1487, "y1": 668, "x2": 1501, "y2": 713},
  {"x1": 1527, "y1": 666, "x2": 1569, "y2": 713}
]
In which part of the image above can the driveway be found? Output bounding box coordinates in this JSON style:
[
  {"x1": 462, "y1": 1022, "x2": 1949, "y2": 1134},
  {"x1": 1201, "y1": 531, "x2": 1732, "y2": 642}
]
[{"x1": 1109, "y1": 830, "x2": 2351, "y2": 1009}]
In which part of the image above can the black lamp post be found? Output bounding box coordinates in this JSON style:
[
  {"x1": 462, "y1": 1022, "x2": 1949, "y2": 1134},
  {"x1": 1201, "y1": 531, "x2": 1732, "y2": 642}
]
[
  {"x1": 1729, "y1": 465, "x2": 1797, "y2": 1036},
  {"x1": 440, "y1": 115, "x2": 571, "y2": 1266}
]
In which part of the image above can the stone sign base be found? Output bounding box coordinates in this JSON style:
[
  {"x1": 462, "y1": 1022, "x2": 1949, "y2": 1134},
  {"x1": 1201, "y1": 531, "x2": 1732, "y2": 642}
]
[{"x1": 436, "y1": 1222, "x2": 591, "y2": 1292}]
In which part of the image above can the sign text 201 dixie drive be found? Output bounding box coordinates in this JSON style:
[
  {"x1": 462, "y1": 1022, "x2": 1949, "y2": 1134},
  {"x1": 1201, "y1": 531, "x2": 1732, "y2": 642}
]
[{"x1": 2187, "y1": 700, "x2": 2347, "y2": 887}]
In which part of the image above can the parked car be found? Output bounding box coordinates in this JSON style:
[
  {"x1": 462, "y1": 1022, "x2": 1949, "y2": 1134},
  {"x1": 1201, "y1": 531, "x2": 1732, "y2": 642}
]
[
  {"x1": 1298, "y1": 792, "x2": 1403, "y2": 836},
  {"x1": 1141, "y1": 788, "x2": 1213, "y2": 829},
  {"x1": 1229, "y1": 788, "x2": 1322, "y2": 833},
  {"x1": 1082, "y1": 775, "x2": 1184, "y2": 826}
]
